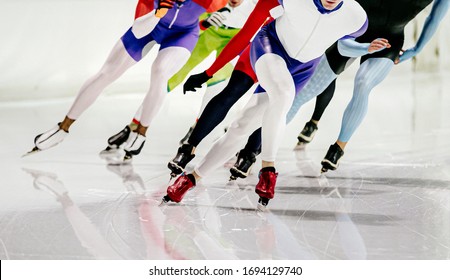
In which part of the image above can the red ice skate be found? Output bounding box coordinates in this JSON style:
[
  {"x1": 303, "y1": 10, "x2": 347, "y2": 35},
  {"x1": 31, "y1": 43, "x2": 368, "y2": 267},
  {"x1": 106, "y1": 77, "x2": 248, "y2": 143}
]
[
  {"x1": 255, "y1": 167, "x2": 278, "y2": 209},
  {"x1": 162, "y1": 174, "x2": 196, "y2": 204}
]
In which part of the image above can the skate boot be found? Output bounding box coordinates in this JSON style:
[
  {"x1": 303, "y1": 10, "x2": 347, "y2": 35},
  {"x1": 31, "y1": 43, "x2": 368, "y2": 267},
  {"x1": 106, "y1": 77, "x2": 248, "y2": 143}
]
[
  {"x1": 179, "y1": 125, "x2": 195, "y2": 145},
  {"x1": 161, "y1": 173, "x2": 196, "y2": 204},
  {"x1": 294, "y1": 121, "x2": 318, "y2": 150},
  {"x1": 122, "y1": 131, "x2": 146, "y2": 163},
  {"x1": 24, "y1": 124, "x2": 68, "y2": 156},
  {"x1": 99, "y1": 125, "x2": 131, "y2": 160},
  {"x1": 168, "y1": 144, "x2": 195, "y2": 178},
  {"x1": 229, "y1": 149, "x2": 257, "y2": 181},
  {"x1": 255, "y1": 167, "x2": 278, "y2": 210},
  {"x1": 321, "y1": 143, "x2": 344, "y2": 173}
]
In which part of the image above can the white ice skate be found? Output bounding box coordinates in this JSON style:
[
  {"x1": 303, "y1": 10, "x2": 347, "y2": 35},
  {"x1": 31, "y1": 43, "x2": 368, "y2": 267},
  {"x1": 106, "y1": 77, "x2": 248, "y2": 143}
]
[
  {"x1": 23, "y1": 124, "x2": 68, "y2": 157},
  {"x1": 122, "y1": 132, "x2": 146, "y2": 163}
]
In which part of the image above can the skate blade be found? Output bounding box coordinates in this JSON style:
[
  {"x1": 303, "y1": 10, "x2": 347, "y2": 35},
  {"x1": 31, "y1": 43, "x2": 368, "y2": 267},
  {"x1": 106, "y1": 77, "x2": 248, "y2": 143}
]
[
  {"x1": 320, "y1": 167, "x2": 328, "y2": 173},
  {"x1": 159, "y1": 195, "x2": 172, "y2": 206},
  {"x1": 168, "y1": 174, "x2": 177, "y2": 184},
  {"x1": 22, "y1": 147, "x2": 41, "y2": 158},
  {"x1": 293, "y1": 142, "x2": 307, "y2": 151},
  {"x1": 169, "y1": 172, "x2": 179, "y2": 180},
  {"x1": 256, "y1": 203, "x2": 268, "y2": 212},
  {"x1": 229, "y1": 175, "x2": 237, "y2": 181},
  {"x1": 105, "y1": 157, "x2": 130, "y2": 165}
]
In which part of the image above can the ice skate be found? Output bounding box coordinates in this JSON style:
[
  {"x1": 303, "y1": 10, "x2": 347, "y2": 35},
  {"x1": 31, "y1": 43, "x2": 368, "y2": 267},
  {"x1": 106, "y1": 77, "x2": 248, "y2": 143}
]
[
  {"x1": 294, "y1": 121, "x2": 318, "y2": 150},
  {"x1": 229, "y1": 149, "x2": 257, "y2": 181},
  {"x1": 167, "y1": 144, "x2": 195, "y2": 178},
  {"x1": 99, "y1": 125, "x2": 131, "y2": 161},
  {"x1": 23, "y1": 124, "x2": 68, "y2": 157},
  {"x1": 320, "y1": 143, "x2": 344, "y2": 173},
  {"x1": 161, "y1": 174, "x2": 196, "y2": 204},
  {"x1": 179, "y1": 125, "x2": 195, "y2": 145},
  {"x1": 121, "y1": 131, "x2": 146, "y2": 163},
  {"x1": 255, "y1": 167, "x2": 278, "y2": 210}
]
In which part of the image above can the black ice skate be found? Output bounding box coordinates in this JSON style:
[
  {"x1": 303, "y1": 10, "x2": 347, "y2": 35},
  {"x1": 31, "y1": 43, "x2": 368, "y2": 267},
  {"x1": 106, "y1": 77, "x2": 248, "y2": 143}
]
[
  {"x1": 167, "y1": 144, "x2": 195, "y2": 178},
  {"x1": 229, "y1": 149, "x2": 257, "y2": 181},
  {"x1": 179, "y1": 125, "x2": 195, "y2": 145},
  {"x1": 99, "y1": 125, "x2": 131, "y2": 161},
  {"x1": 23, "y1": 124, "x2": 68, "y2": 157},
  {"x1": 321, "y1": 143, "x2": 344, "y2": 173},
  {"x1": 294, "y1": 121, "x2": 318, "y2": 150}
]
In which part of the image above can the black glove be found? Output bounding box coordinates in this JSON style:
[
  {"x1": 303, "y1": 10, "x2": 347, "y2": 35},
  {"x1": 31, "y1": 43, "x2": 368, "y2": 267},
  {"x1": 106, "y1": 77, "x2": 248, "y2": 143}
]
[
  {"x1": 158, "y1": 0, "x2": 175, "y2": 10},
  {"x1": 183, "y1": 71, "x2": 212, "y2": 94}
]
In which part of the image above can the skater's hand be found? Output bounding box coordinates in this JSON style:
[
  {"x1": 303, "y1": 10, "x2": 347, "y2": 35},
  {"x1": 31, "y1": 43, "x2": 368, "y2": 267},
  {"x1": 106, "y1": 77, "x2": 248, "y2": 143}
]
[
  {"x1": 158, "y1": 0, "x2": 175, "y2": 9},
  {"x1": 368, "y1": 38, "x2": 390, "y2": 53},
  {"x1": 155, "y1": 0, "x2": 175, "y2": 18},
  {"x1": 183, "y1": 71, "x2": 212, "y2": 94},
  {"x1": 204, "y1": 7, "x2": 231, "y2": 29},
  {"x1": 395, "y1": 47, "x2": 417, "y2": 64}
]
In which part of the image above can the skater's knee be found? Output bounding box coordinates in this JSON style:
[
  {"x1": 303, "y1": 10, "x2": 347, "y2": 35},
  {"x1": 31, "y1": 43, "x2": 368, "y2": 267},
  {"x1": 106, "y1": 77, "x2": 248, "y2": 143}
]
[
  {"x1": 354, "y1": 76, "x2": 375, "y2": 95},
  {"x1": 227, "y1": 122, "x2": 253, "y2": 138}
]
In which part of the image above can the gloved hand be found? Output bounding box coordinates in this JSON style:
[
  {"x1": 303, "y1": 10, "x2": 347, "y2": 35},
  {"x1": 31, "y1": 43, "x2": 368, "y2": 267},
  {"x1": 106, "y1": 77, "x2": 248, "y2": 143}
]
[
  {"x1": 204, "y1": 7, "x2": 231, "y2": 29},
  {"x1": 158, "y1": 0, "x2": 175, "y2": 9},
  {"x1": 155, "y1": 0, "x2": 175, "y2": 18},
  {"x1": 395, "y1": 47, "x2": 418, "y2": 64},
  {"x1": 183, "y1": 71, "x2": 212, "y2": 94}
]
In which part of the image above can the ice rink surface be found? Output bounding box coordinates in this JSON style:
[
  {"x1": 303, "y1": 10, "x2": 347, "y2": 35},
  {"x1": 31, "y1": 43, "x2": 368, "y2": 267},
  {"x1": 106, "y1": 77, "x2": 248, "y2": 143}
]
[{"x1": 1, "y1": 68, "x2": 449, "y2": 260}]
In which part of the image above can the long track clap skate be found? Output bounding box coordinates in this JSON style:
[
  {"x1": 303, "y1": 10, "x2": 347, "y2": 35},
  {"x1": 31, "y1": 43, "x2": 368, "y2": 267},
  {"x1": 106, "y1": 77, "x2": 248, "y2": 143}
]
[
  {"x1": 255, "y1": 167, "x2": 278, "y2": 211},
  {"x1": 294, "y1": 121, "x2": 318, "y2": 150},
  {"x1": 167, "y1": 144, "x2": 195, "y2": 179},
  {"x1": 160, "y1": 174, "x2": 196, "y2": 205},
  {"x1": 229, "y1": 149, "x2": 257, "y2": 181},
  {"x1": 23, "y1": 124, "x2": 68, "y2": 157},
  {"x1": 99, "y1": 125, "x2": 131, "y2": 162},
  {"x1": 320, "y1": 143, "x2": 344, "y2": 173}
]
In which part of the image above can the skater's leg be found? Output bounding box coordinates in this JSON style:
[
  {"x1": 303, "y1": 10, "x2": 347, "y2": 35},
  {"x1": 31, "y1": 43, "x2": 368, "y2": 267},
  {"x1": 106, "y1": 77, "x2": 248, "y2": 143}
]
[
  {"x1": 164, "y1": 94, "x2": 267, "y2": 203},
  {"x1": 294, "y1": 80, "x2": 336, "y2": 147},
  {"x1": 116, "y1": 47, "x2": 190, "y2": 161},
  {"x1": 167, "y1": 29, "x2": 218, "y2": 91},
  {"x1": 286, "y1": 56, "x2": 337, "y2": 124},
  {"x1": 188, "y1": 70, "x2": 255, "y2": 147},
  {"x1": 321, "y1": 58, "x2": 393, "y2": 172},
  {"x1": 139, "y1": 46, "x2": 191, "y2": 128},
  {"x1": 194, "y1": 93, "x2": 268, "y2": 178},
  {"x1": 255, "y1": 54, "x2": 295, "y2": 165},
  {"x1": 312, "y1": 79, "x2": 337, "y2": 122},
  {"x1": 66, "y1": 40, "x2": 139, "y2": 122},
  {"x1": 196, "y1": 80, "x2": 228, "y2": 119},
  {"x1": 337, "y1": 57, "x2": 394, "y2": 147},
  {"x1": 229, "y1": 128, "x2": 262, "y2": 180},
  {"x1": 31, "y1": 40, "x2": 143, "y2": 153}
]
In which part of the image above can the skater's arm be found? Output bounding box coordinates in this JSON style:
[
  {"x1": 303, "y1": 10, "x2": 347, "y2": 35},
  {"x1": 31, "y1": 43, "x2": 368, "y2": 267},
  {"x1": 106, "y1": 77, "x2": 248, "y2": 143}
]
[
  {"x1": 205, "y1": 0, "x2": 280, "y2": 76},
  {"x1": 132, "y1": 0, "x2": 174, "y2": 38},
  {"x1": 398, "y1": 0, "x2": 449, "y2": 63},
  {"x1": 337, "y1": 38, "x2": 390, "y2": 57}
]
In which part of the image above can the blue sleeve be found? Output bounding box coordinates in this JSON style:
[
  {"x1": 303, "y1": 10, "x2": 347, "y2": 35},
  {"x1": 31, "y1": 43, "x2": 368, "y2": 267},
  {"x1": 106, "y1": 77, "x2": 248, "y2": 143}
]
[
  {"x1": 399, "y1": 0, "x2": 449, "y2": 62},
  {"x1": 414, "y1": 0, "x2": 449, "y2": 52},
  {"x1": 337, "y1": 39, "x2": 370, "y2": 57},
  {"x1": 337, "y1": 37, "x2": 388, "y2": 58}
]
